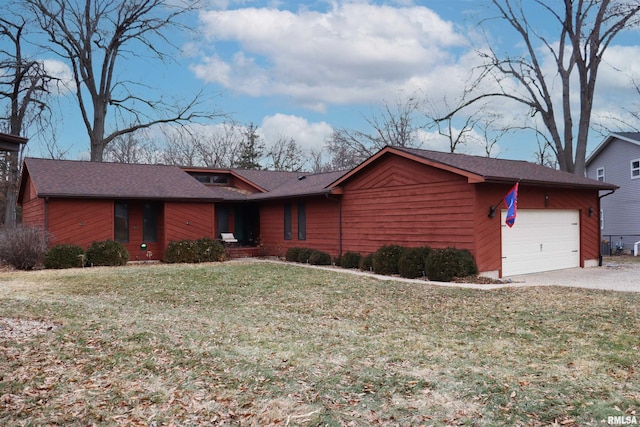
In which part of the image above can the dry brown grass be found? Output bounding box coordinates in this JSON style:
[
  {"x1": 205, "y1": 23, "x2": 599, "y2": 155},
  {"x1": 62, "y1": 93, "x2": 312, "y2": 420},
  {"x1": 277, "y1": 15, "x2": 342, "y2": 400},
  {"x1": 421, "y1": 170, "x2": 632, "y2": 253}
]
[{"x1": 1, "y1": 261, "x2": 639, "y2": 426}]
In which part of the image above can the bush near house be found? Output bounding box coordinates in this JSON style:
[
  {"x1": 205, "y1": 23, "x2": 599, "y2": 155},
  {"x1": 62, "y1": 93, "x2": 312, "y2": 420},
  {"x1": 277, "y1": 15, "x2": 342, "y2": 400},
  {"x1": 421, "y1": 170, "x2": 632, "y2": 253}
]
[
  {"x1": 339, "y1": 251, "x2": 362, "y2": 269},
  {"x1": 284, "y1": 247, "x2": 332, "y2": 266},
  {"x1": 284, "y1": 247, "x2": 302, "y2": 262},
  {"x1": 425, "y1": 247, "x2": 478, "y2": 282},
  {"x1": 359, "y1": 253, "x2": 375, "y2": 272},
  {"x1": 308, "y1": 250, "x2": 332, "y2": 266},
  {"x1": 44, "y1": 244, "x2": 85, "y2": 269},
  {"x1": 0, "y1": 225, "x2": 49, "y2": 270},
  {"x1": 398, "y1": 246, "x2": 432, "y2": 279},
  {"x1": 86, "y1": 240, "x2": 129, "y2": 267},
  {"x1": 373, "y1": 244, "x2": 407, "y2": 275},
  {"x1": 165, "y1": 238, "x2": 225, "y2": 264}
]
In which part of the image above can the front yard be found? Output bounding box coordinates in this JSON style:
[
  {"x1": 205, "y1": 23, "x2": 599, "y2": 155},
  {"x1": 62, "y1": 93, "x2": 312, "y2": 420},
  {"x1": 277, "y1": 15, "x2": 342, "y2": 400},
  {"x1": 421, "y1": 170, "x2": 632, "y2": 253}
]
[{"x1": 1, "y1": 261, "x2": 639, "y2": 426}]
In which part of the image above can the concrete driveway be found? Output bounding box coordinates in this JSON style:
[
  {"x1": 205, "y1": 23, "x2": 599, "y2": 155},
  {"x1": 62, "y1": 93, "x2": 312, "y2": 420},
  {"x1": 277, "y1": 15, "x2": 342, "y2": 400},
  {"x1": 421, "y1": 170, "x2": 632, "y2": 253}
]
[{"x1": 504, "y1": 259, "x2": 640, "y2": 292}]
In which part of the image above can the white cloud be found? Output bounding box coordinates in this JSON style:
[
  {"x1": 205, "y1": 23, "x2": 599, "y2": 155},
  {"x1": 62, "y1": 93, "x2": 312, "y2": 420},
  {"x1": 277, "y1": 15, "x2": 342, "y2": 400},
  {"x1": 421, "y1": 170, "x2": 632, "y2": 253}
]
[
  {"x1": 42, "y1": 59, "x2": 75, "y2": 95},
  {"x1": 260, "y1": 113, "x2": 333, "y2": 152},
  {"x1": 192, "y1": 2, "x2": 468, "y2": 109}
]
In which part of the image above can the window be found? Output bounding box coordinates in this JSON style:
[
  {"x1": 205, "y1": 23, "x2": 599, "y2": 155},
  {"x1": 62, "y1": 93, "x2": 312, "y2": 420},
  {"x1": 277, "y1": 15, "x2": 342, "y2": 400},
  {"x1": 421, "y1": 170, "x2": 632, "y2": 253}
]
[
  {"x1": 297, "y1": 202, "x2": 306, "y2": 240},
  {"x1": 114, "y1": 202, "x2": 129, "y2": 243},
  {"x1": 284, "y1": 204, "x2": 292, "y2": 240},
  {"x1": 596, "y1": 167, "x2": 605, "y2": 182},
  {"x1": 600, "y1": 209, "x2": 604, "y2": 230},
  {"x1": 193, "y1": 174, "x2": 229, "y2": 185},
  {"x1": 632, "y1": 159, "x2": 640, "y2": 179},
  {"x1": 143, "y1": 203, "x2": 159, "y2": 242}
]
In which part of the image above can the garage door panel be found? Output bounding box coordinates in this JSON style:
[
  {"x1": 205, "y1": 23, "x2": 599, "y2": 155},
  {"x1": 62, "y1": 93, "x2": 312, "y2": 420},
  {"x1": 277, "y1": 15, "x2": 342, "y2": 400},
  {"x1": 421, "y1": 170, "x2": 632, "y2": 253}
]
[{"x1": 501, "y1": 209, "x2": 580, "y2": 276}]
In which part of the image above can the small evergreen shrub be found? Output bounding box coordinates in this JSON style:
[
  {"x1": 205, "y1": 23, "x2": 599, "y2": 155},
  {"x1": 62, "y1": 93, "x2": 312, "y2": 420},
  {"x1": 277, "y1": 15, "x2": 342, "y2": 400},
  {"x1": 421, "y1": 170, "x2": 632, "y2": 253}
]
[
  {"x1": 359, "y1": 253, "x2": 375, "y2": 272},
  {"x1": 44, "y1": 244, "x2": 86, "y2": 269},
  {"x1": 339, "y1": 251, "x2": 362, "y2": 269},
  {"x1": 0, "y1": 226, "x2": 49, "y2": 270},
  {"x1": 195, "y1": 237, "x2": 225, "y2": 262},
  {"x1": 373, "y1": 244, "x2": 407, "y2": 275},
  {"x1": 285, "y1": 247, "x2": 303, "y2": 262},
  {"x1": 425, "y1": 247, "x2": 478, "y2": 282},
  {"x1": 297, "y1": 247, "x2": 314, "y2": 264},
  {"x1": 86, "y1": 240, "x2": 129, "y2": 266},
  {"x1": 398, "y1": 246, "x2": 432, "y2": 279},
  {"x1": 165, "y1": 240, "x2": 198, "y2": 263},
  {"x1": 308, "y1": 250, "x2": 331, "y2": 265},
  {"x1": 165, "y1": 238, "x2": 226, "y2": 263}
]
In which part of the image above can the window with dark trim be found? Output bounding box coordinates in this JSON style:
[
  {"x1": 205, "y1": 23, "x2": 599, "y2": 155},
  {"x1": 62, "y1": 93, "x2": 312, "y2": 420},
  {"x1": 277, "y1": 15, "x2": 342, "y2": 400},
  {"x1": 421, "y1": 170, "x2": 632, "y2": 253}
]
[
  {"x1": 297, "y1": 202, "x2": 306, "y2": 240},
  {"x1": 143, "y1": 203, "x2": 159, "y2": 242},
  {"x1": 284, "y1": 204, "x2": 292, "y2": 240},
  {"x1": 114, "y1": 202, "x2": 129, "y2": 243}
]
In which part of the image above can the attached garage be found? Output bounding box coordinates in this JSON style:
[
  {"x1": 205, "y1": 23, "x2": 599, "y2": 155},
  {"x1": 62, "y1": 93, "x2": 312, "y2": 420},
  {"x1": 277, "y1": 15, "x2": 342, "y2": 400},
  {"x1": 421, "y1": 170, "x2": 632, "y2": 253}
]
[{"x1": 501, "y1": 209, "x2": 580, "y2": 276}]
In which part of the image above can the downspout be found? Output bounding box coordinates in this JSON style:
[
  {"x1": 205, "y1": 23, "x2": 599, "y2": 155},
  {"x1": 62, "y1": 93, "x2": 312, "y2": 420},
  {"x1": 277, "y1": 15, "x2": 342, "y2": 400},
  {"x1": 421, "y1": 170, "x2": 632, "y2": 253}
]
[
  {"x1": 325, "y1": 194, "x2": 342, "y2": 259},
  {"x1": 44, "y1": 197, "x2": 49, "y2": 231},
  {"x1": 598, "y1": 189, "x2": 616, "y2": 266}
]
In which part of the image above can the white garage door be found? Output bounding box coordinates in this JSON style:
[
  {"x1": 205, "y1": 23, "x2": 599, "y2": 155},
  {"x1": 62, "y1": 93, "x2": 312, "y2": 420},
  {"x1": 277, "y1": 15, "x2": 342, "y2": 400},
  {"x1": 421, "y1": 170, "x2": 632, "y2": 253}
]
[{"x1": 501, "y1": 209, "x2": 580, "y2": 276}]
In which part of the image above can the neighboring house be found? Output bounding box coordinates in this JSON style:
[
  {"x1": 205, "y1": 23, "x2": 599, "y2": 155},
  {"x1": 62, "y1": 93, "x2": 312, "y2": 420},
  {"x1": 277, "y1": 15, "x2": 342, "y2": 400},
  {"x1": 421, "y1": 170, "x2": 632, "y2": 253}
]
[
  {"x1": 19, "y1": 146, "x2": 614, "y2": 277},
  {"x1": 586, "y1": 132, "x2": 640, "y2": 254},
  {"x1": 0, "y1": 132, "x2": 28, "y2": 152}
]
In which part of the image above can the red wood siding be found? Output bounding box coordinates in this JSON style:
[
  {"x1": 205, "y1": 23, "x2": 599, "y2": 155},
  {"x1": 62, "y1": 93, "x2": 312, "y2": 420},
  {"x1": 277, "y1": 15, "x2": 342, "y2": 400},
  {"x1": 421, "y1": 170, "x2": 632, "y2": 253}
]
[
  {"x1": 340, "y1": 155, "x2": 476, "y2": 255},
  {"x1": 164, "y1": 202, "x2": 215, "y2": 243},
  {"x1": 47, "y1": 199, "x2": 113, "y2": 249},
  {"x1": 259, "y1": 198, "x2": 340, "y2": 258},
  {"x1": 475, "y1": 184, "x2": 601, "y2": 274},
  {"x1": 21, "y1": 197, "x2": 45, "y2": 228}
]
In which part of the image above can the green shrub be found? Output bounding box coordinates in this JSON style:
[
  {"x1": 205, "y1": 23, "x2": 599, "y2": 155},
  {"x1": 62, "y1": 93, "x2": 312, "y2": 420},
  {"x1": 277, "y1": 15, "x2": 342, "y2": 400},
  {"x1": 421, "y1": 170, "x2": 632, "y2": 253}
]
[
  {"x1": 165, "y1": 238, "x2": 226, "y2": 263},
  {"x1": 373, "y1": 244, "x2": 407, "y2": 275},
  {"x1": 86, "y1": 240, "x2": 129, "y2": 266},
  {"x1": 44, "y1": 244, "x2": 85, "y2": 269},
  {"x1": 195, "y1": 237, "x2": 225, "y2": 262},
  {"x1": 398, "y1": 246, "x2": 431, "y2": 279},
  {"x1": 359, "y1": 253, "x2": 375, "y2": 272},
  {"x1": 0, "y1": 226, "x2": 49, "y2": 270},
  {"x1": 165, "y1": 240, "x2": 198, "y2": 263},
  {"x1": 285, "y1": 247, "x2": 303, "y2": 262},
  {"x1": 425, "y1": 247, "x2": 478, "y2": 282},
  {"x1": 339, "y1": 251, "x2": 362, "y2": 269},
  {"x1": 297, "y1": 247, "x2": 314, "y2": 264},
  {"x1": 308, "y1": 250, "x2": 331, "y2": 265}
]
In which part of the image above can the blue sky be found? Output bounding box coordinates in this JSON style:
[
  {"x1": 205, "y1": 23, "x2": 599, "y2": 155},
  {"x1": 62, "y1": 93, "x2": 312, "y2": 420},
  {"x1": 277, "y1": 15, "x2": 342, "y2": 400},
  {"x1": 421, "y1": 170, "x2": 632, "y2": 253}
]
[{"x1": 18, "y1": 0, "x2": 640, "y2": 165}]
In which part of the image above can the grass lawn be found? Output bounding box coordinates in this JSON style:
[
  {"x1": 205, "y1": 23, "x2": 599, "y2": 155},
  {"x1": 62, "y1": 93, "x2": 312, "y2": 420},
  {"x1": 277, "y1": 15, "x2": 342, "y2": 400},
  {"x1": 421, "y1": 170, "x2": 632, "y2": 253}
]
[{"x1": 1, "y1": 261, "x2": 639, "y2": 426}]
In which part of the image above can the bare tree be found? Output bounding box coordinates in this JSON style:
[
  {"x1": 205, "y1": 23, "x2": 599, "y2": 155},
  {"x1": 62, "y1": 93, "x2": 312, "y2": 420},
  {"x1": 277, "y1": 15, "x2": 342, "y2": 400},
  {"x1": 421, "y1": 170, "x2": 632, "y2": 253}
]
[
  {"x1": 25, "y1": 0, "x2": 223, "y2": 162},
  {"x1": 193, "y1": 122, "x2": 244, "y2": 168},
  {"x1": 265, "y1": 135, "x2": 304, "y2": 172},
  {"x1": 326, "y1": 96, "x2": 425, "y2": 169},
  {"x1": 104, "y1": 132, "x2": 160, "y2": 164},
  {"x1": 425, "y1": 97, "x2": 488, "y2": 153},
  {"x1": 0, "y1": 16, "x2": 52, "y2": 226},
  {"x1": 443, "y1": 0, "x2": 640, "y2": 175}
]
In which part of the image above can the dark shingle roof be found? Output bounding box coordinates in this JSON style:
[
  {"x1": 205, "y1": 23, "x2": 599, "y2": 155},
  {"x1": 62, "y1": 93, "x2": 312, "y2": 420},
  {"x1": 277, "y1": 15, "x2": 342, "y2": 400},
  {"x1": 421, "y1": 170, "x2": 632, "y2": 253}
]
[
  {"x1": 247, "y1": 170, "x2": 347, "y2": 200},
  {"x1": 332, "y1": 146, "x2": 615, "y2": 190},
  {"x1": 22, "y1": 158, "x2": 219, "y2": 201}
]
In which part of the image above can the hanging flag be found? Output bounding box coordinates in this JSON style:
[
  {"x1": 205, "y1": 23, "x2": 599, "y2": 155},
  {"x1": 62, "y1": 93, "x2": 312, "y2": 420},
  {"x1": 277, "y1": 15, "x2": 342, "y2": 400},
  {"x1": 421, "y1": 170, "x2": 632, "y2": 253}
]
[{"x1": 504, "y1": 182, "x2": 519, "y2": 228}]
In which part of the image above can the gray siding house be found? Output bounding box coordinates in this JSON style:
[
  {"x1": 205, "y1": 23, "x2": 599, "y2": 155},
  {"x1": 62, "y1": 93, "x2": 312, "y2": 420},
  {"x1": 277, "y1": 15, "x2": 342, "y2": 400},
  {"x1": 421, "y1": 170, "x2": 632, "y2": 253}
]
[{"x1": 586, "y1": 132, "x2": 640, "y2": 254}]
